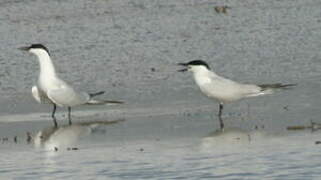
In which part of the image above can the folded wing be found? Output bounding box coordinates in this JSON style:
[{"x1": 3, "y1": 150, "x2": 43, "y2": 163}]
[{"x1": 47, "y1": 87, "x2": 90, "y2": 107}]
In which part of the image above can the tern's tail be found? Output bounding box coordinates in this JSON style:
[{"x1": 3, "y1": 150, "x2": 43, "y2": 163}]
[
  {"x1": 258, "y1": 83, "x2": 296, "y2": 91},
  {"x1": 87, "y1": 91, "x2": 124, "y2": 105},
  {"x1": 86, "y1": 99, "x2": 124, "y2": 105}
]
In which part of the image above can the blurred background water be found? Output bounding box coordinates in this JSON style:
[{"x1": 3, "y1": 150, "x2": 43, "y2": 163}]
[{"x1": 1, "y1": 0, "x2": 321, "y2": 179}]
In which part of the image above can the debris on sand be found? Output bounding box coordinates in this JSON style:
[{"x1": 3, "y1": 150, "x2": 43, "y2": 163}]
[
  {"x1": 287, "y1": 121, "x2": 321, "y2": 131},
  {"x1": 214, "y1": 6, "x2": 230, "y2": 14},
  {"x1": 286, "y1": 126, "x2": 306, "y2": 130},
  {"x1": 2, "y1": 137, "x2": 8, "y2": 143},
  {"x1": 254, "y1": 125, "x2": 265, "y2": 130}
]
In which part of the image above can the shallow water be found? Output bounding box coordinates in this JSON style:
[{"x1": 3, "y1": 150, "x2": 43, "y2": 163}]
[
  {"x1": 1, "y1": 114, "x2": 321, "y2": 179},
  {"x1": 1, "y1": 0, "x2": 321, "y2": 179}
]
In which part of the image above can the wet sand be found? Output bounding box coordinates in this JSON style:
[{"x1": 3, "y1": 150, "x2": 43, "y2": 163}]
[{"x1": 1, "y1": 0, "x2": 321, "y2": 179}]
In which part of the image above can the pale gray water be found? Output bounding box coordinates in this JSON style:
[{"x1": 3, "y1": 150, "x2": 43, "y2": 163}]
[
  {"x1": 1, "y1": 0, "x2": 321, "y2": 179},
  {"x1": 1, "y1": 115, "x2": 321, "y2": 179}
]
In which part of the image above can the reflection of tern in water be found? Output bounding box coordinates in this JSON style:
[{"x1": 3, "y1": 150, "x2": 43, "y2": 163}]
[
  {"x1": 34, "y1": 119, "x2": 124, "y2": 151},
  {"x1": 200, "y1": 128, "x2": 270, "y2": 152},
  {"x1": 204, "y1": 128, "x2": 251, "y2": 144}
]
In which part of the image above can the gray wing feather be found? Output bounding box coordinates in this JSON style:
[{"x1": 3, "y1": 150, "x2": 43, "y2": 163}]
[{"x1": 47, "y1": 87, "x2": 90, "y2": 107}]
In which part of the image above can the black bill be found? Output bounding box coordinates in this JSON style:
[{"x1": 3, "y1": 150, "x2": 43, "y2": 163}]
[
  {"x1": 18, "y1": 46, "x2": 30, "y2": 51},
  {"x1": 177, "y1": 63, "x2": 188, "y2": 72}
]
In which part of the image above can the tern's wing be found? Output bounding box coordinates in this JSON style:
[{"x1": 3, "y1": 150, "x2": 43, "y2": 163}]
[
  {"x1": 32, "y1": 86, "x2": 52, "y2": 104},
  {"x1": 211, "y1": 74, "x2": 276, "y2": 98},
  {"x1": 201, "y1": 73, "x2": 261, "y2": 102},
  {"x1": 47, "y1": 87, "x2": 90, "y2": 107}
]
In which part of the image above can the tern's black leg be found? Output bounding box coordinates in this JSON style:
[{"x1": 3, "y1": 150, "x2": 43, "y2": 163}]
[
  {"x1": 51, "y1": 104, "x2": 58, "y2": 128},
  {"x1": 68, "y1": 107, "x2": 72, "y2": 125},
  {"x1": 218, "y1": 103, "x2": 224, "y2": 130}
]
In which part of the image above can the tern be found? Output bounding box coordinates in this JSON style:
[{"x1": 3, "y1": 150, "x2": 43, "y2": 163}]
[
  {"x1": 178, "y1": 60, "x2": 295, "y2": 130},
  {"x1": 19, "y1": 44, "x2": 123, "y2": 127}
]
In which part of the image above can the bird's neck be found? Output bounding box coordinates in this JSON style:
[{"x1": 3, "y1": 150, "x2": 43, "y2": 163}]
[
  {"x1": 193, "y1": 68, "x2": 218, "y2": 85},
  {"x1": 36, "y1": 52, "x2": 57, "y2": 78}
]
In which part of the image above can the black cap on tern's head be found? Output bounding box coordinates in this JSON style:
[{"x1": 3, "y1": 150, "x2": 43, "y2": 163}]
[
  {"x1": 19, "y1": 44, "x2": 50, "y2": 55},
  {"x1": 186, "y1": 60, "x2": 211, "y2": 69},
  {"x1": 177, "y1": 59, "x2": 211, "y2": 72}
]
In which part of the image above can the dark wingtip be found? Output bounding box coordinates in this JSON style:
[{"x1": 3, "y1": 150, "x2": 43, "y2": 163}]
[
  {"x1": 259, "y1": 83, "x2": 297, "y2": 90},
  {"x1": 279, "y1": 83, "x2": 297, "y2": 89},
  {"x1": 105, "y1": 100, "x2": 124, "y2": 104},
  {"x1": 89, "y1": 91, "x2": 105, "y2": 98}
]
